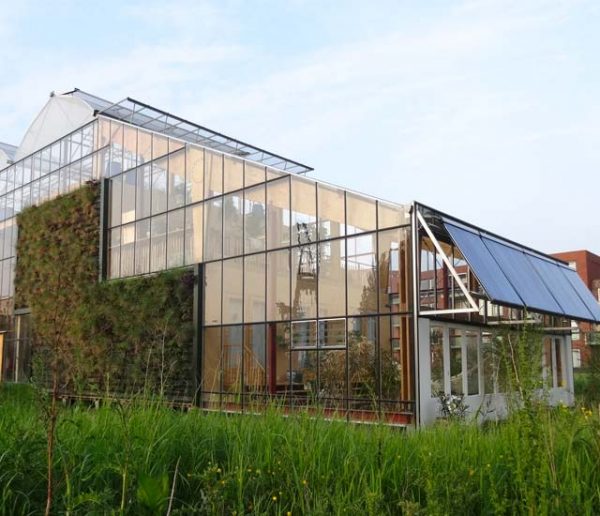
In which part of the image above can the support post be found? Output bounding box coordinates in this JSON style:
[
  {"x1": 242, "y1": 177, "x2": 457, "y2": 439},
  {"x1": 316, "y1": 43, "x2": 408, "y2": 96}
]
[
  {"x1": 98, "y1": 178, "x2": 110, "y2": 282},
  {"x1": 192, "y1": 263, "x2": 204, "y2": 407}
]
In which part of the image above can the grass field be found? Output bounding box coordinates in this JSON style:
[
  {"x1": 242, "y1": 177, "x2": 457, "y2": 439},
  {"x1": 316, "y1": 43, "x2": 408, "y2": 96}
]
[{"x1": 1, "y1": 384, "x2": 599, "y2": 515}]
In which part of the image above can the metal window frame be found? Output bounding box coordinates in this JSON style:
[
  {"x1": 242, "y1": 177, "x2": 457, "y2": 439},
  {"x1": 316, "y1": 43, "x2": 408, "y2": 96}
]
[{"x1": 416, "y1": 209, "x2": 479, "y2": 316}]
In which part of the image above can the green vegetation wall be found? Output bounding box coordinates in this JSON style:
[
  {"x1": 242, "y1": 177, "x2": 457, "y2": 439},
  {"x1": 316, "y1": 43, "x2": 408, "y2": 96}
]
[{"x1": 15, "y1": 182, "x2": 194, "y2": 399}]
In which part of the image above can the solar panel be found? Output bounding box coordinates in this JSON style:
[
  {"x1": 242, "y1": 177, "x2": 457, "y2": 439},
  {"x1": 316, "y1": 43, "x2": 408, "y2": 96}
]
[{"x1": 444, "y1": 222, "x2": 523, "y2": 306}]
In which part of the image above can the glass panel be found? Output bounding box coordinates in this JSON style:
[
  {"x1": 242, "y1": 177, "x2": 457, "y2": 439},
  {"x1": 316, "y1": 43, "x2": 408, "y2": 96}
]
[
  {"x1": 81, "y1": 156, "x2": 93, "y2": 183},
  {"x1": 444, "y1": 223, "x2": 522, "y2": 306},
  {"x1": 167, "y1": 209, "x2": 185, "y2": 268},
  {"x1": 82, "y1": 123, "x2": 94, "y2": 157},
  {"x1": 23, "y1": 158, "x2": 32, "y2": 184},
  {"x1": 271, "y1": 322, "x2": 291, "y2": 394},
  {"x1": 0, "y1": 260, "x2": 9, "y2": 298},
  {"x1": 291, "y1": 320, "x2": 317, "y2": 348},
  {"x1": 244, "y1": 185, "x2": 266, "y2": 254},
  {"x1": 483, "y1": 237, "x2": 562, "y2": 315},
  {"x1": 266, "y1": 177, "x2": 290, "y2": 250},
  {"x1": 67, "y1": 161, "x2": 81, "y2": 191},
  {"x1": 244, "y1": 253, "x2": 265, "y2": 323},
  {"x1": 134, "y1": 219, "x2": 150, "y2": 275},
  {"x1": 378, "y1": 201, "x2": 409, "y2": 230},
  {"x1": 168, "y1": 150, "x2": 186, "y2": 210},
  {"x1": 348, "y1": 316, "x2": 378, "y2": 409},
  {"x1": 290, "y1": 349, "x2": 318, "y2": 402},
  {"x1": 291, "y1": 177, "x2": 316, "y2": 246},
  {"x1": 318, "y1": 318, "x2": 346, "y2": 347},
  {"x1": 50, "y1": 141, "x2": 61, "y2": 171},
  {"x1": 123, "y1": 126, "x2": 137, "y2": 171},
  {"x1": 378, "y1": 228, "x2": 410, "y2": 314},
  {"x1": 120, "y1": 223, "x2": 135, "y2": 277},
  {"x1": 96, "y1": 119, "x2": 111, "y2": 150},
  {"x1": 204, "y1": 261, "x2": 222, "y2": 325},
  {"x1": 32, "y1": 154, "x2": 41, "y2": 181},
  {"x1": 107, "y1": 228, "x2": 121, "y2": 279},
  {"x1": 121, "y1": 169, "x2": 136, "y2": 225},
  {"x1": 184, "y1": 203, "x2": 203, "y2": 265},
  {"x1": 222, "y1": 258, "x2": 243, "y2": 324},
  {"x1": 543, "y1": 336, "x2": 553, "y2": 388},
  {"x1": 555, "y1": 337, "x2": 565, "y2": 388},
  {"x1": 266, "y1": 167, "x2": 286, "y2": 180},
  {"x1": 202, "y1": 327, "x2": 222, "y2": 402},
  {"x1": 450, "y1": 328, "x2": 463, "y2": 395},
  {"x1": 347, "y1": 234, "x2": 377, "y2": 315},
  {"x1": 223, "y1": 155, "x2": 243, "y2": 193},
  {"x1": 465, "y1": 331, "x2": 479, "y2": 395},
  {"x1": 318, "y1": 183, "x2": 345, "y2": 241},
  {"x1": 109, "y1": 176, "x2": 122, "y2": 228},
  {"x1": 379, "y1": 315, "x2": 415, "y2": 413},
  {"x1": 136, "y1": 164, "x2": 152, "y2": 219},
  {"x1": 223, "y1": 325, "x2": 243, "y2": 398},
  {"x1": 151, "y1": 158, "x2": 168, "y2": 215},
  {"x1": 204, "y1": 151, "x2": 223, "y2": 198},
  {"x1": 152, "y1": 134, "x2": 168, "y2": 160},
  {"x1": 430, "y1": 326, "x2": 444, "y2": 396},
  {"x1": 137, "y1": 129, "x2": 152, "y2": 165},
  {"x1": 346, "y1": 193, "x2": 376, "y2": 235},
  {"x1": 186, "y1": 146, "x2": 204, "y2": 204},
  {"x1": 292, "y1": 244, "x2": 317, "y2": 319},
  {"x1": 482, "y1": 333, "x2": 497, "y2": 394},
  {"x1": 266, "y1": 249, "x2": 290, "y2": 321},
  {"x1": 150, "y1": 214, "x2": 167, "y2": 272},
  {"x1": 108, "y1": 123, "x2": 123, "y2": 176},
  {"x1": 318, "y1": 240, "x2": 346, "y2": 317},
  {"x1": 319, "y1": 349, "x2": 346, "y2": 407},
  {"x1": 169, "y1": 139, "x2": 184, "y2": 153},
  {"x1": 244, "y1": 324, "x2": 267, "y2": 396},
  {"x1": 244, "y1": 162, "x2": 265, "y2": 188},
  {"x1": 204, "y1": 198, "x2": 222, "y2": 261},
  {"x1": 223, "y1": 193, "x2": 243, "y2": 258}
]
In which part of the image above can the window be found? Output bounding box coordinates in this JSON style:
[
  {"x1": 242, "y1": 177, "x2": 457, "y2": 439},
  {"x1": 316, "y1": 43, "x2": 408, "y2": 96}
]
[
  {"x1": 430, "y1": 326, "x2": 444, "y2": 396},
  {"x1": 572, "y1": 348, "x2": 582, "y2": 369}
]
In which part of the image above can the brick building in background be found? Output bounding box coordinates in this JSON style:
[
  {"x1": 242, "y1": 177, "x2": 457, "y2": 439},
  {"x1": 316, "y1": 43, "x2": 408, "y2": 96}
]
[{"x1": 552, "y1": 250, "x2": 600, "y2": 367}]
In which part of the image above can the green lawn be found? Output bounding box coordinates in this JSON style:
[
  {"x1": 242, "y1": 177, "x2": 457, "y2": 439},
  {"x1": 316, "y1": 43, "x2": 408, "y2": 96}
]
[{"x1": 1, "y1": 384, "x2": 599, "y2": 515}]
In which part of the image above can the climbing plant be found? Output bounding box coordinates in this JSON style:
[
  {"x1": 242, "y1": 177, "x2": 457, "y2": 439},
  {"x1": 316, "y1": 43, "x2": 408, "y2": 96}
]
[{"x1": 15, "y1": 182, "x2": 195, "y2": 400}]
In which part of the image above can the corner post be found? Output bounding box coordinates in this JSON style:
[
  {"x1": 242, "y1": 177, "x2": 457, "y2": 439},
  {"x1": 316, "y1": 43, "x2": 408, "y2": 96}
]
[{"x1": 411, "y1": 202, "x2": 421, "y2": 428}]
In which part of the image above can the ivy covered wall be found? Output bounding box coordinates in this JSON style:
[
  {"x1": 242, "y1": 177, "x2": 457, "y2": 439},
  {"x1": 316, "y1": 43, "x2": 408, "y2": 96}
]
[{"x1": 15, "y1": 182, "x2": 195, "y2": 400}]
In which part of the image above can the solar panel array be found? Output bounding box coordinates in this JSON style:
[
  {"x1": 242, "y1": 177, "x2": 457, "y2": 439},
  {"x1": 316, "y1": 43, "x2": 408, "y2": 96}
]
[{"x1": 444, "y1": 221, "x2": 600, "y2": 323}]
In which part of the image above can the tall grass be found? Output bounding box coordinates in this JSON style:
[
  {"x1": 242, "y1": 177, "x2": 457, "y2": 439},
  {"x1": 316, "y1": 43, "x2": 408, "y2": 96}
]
[{"x1": 1, "y1": 384, "x2": 599, "y2": 515}]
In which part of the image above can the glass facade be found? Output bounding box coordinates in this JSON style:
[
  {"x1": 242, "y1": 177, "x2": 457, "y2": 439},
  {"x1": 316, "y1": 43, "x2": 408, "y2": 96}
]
[
  {"x1": 0, "y1": 109, "x2": 414, "y2": 417},
  {"x1": 200, "y1": 170, "x2": 413, "y2": 415}
]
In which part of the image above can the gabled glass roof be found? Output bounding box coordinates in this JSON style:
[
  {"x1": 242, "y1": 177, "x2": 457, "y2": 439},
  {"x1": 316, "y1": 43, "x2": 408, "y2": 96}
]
[
  {"x1": 0, "y1": 142, "x2": 17, "y2": 161},
  {"x1": 444, "y1": 219, "x2": 600, "y2": 323},
  {"x1": 69, "y1": 89, "x2": 312, "y2": 174}
]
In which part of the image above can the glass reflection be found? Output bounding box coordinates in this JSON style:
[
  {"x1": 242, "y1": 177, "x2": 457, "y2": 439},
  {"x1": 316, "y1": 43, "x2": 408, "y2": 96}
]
[{"x1": 347, "y1": 234, "x2": 377, "y2": 315}]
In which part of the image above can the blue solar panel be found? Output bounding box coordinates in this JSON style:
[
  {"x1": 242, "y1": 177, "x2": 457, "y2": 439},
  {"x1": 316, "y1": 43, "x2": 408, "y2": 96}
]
[
  {"x1": 479, "y1": 237, "x2": 564, "y2": 315},
  {"x1": 444, "y1": 223, "x2": 523, "y2": 306},
  {"x1": 441, "y1": 216, "x2": 600, "y2": 323},
  {"x1": 525, "y1": 255, "x2": 594, "y2": 321},
  {"x1": 560, "y1": 267, "x2": 600, "y2": 322}
]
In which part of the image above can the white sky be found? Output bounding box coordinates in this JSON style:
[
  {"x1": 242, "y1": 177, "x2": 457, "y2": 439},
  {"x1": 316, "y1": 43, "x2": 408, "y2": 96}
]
[{"x1": 1, "y1": 0, "x2": 599, "y2": 254}]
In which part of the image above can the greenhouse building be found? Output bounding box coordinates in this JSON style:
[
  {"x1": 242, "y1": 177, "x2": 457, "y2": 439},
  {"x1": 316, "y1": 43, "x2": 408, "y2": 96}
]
[{"x1": 1, "y1": 89, "x2": 599, "y2": 426}]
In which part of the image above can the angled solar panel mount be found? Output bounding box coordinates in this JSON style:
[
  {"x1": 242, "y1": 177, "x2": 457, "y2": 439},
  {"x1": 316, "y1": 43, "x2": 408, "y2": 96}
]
[
  {"x1": 438, "y1": 214, "x2": 600, "y2": 324},
  {"x1": 416, "y1": 210, "x2": 480, "y2": 316}
]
